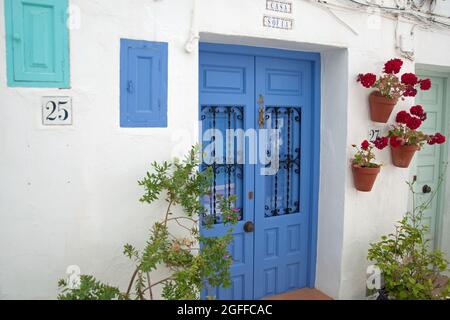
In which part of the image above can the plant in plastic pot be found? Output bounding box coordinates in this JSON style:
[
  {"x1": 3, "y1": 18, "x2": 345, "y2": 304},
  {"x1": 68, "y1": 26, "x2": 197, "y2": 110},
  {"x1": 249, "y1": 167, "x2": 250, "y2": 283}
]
[
  {"x1": 357, "y1": 58, "x2": 432, "y2": 123},
  {"x1": 351, "y1": 138, "x2": 388, "y2": 192},
  {"x1": 387, "y1": 106, "x2": 446, "y2": 168}
]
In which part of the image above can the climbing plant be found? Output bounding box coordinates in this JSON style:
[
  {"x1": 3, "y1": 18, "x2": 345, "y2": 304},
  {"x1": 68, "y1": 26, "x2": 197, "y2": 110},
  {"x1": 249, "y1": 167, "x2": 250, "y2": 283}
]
[{"x1": 58, "y1": 146, "x2": 239, "y2": 300}]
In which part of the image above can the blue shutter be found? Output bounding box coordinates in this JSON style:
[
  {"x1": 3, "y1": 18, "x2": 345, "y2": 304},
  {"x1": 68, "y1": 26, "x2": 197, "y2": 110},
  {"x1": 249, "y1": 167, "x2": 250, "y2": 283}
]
[
  {"x1": 4, "y1": 0, "x2": 70, "y2": 88},
  {"x1": 120, "y1": 39, "x2": 168, "y2": 128}
]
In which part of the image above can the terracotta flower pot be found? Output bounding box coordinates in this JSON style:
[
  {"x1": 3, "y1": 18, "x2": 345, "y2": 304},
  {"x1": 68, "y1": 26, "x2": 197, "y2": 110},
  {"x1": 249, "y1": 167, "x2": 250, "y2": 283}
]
[
  {"x1": 352, "y1": 164, "x2": 381, "y2": 192},
  {"x1": 391, "y1": 144, "x2": 420, "y2": 168},
  {"x1": 369, "y1": 91, "x2": 398, "y2": 123}
]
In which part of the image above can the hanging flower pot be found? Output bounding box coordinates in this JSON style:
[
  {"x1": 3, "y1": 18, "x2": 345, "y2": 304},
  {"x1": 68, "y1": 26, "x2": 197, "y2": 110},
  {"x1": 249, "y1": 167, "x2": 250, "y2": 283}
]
[
  {"x1": 387, "y1": 107, "x2": 446, "y2": 168},
  {"x1": 357, "y1": 58, "x2": 433, "y2": 123},
  {"x1": 352, "y1": 164, "x2": 381, "y2": 192},
  {"x1": 390, "y1": 144, "x2": 419, "y2": 168},
  {"x1": 369, "y1": 91, "x2": 398, "y2": 123},
  {"x1": 350, "y1": 138, "x2": 387, "y2": 192}
]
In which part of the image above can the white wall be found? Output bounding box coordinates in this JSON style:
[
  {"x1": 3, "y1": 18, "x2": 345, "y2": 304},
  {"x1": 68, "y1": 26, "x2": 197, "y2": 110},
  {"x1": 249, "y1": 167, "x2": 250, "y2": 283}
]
[
  {"x1": 0, "y1": 0, "x2": 198, "y2": 299},
  {"x1": 315, "y1": 48, "x2": 348, "y2": 298},
  {"x1": 0, "y1": 0, "x2": 449, "y2": 299}
]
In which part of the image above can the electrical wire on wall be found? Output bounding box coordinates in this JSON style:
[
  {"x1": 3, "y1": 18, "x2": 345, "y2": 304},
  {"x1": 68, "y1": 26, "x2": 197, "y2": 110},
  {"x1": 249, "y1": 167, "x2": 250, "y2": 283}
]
[
  {"x1": 312, "y1": 0, "x2": 450, "y2": 30},
  {"x1": 310, "y1": 0, "x2": 450, "y2": 59}
]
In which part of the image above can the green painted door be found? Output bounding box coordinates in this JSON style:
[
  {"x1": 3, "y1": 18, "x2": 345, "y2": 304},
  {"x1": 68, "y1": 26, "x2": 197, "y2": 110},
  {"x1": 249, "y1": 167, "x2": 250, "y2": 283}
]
[{"x1": 414, "y1": 71, "x2": 449, "y2": 249}]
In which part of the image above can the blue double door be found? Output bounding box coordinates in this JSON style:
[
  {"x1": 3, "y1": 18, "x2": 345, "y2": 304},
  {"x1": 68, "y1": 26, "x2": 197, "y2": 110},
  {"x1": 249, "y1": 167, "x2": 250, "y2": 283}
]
[{"x1": 200, "y1": 45, "x2": 315, "y2": 300}]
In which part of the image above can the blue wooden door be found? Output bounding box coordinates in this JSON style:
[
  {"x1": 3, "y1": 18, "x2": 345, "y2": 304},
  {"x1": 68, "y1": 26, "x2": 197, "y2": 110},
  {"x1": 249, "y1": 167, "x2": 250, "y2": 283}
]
[
  {"x1": 200, "y1": 51, "x2": 255, "y2": 299},
  {"x1": 199, "y1": 46, "x2": 315, "y2": 300},
  {"x1": 254, "y1": 57, "x2": 312, "y2": 299}
]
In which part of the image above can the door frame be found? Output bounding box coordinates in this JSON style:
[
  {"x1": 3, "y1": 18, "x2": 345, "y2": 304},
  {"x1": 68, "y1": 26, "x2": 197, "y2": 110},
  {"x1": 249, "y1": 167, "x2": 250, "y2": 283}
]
[
  {"x1": 198, "y1": 42, "x2": 321, "y2": 288},
  {"x1": 415, "y1": 68, "x2": 450, "y2": 251}
]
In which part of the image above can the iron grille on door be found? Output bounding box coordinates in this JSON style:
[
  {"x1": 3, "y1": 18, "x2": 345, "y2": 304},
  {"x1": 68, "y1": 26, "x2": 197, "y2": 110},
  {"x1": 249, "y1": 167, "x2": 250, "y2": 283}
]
[
  {"x1": 264, "y1": 107, "x2": 301, "y2": 217},
  {"x1": 201, "y1": 106, "x2": 244, "y2": 224}
]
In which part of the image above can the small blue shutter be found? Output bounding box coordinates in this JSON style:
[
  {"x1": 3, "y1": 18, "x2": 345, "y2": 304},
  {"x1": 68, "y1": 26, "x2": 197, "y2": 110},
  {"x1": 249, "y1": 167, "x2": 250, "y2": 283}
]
[
  {"x1": 120, "y1": 39, "x2": 168, "y2": 128},
  {"x1": 4, "y1": 0, "x2": 70, "y2": 88}
]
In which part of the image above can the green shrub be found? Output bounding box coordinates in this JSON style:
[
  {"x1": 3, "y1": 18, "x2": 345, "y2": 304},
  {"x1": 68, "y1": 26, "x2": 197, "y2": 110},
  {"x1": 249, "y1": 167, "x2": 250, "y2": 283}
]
[
  {"x1": 58, "y1": 146, "x2": 238, "y2": 300},
  {"x1": 368, "y1": 176, "x2": 450, "y2": 300}
]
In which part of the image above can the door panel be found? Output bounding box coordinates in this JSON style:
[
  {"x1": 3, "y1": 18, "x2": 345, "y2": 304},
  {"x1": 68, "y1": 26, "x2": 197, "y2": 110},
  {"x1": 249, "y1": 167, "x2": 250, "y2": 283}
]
[
  {"x1": 415, "y1": 75, "x2": 447, "y2": 246},
  {"x1": 199, "y1": 50, "x2": 315, "y2": 300},
  {"x1": 254, "y1": 57, "x2": 312, "y2": 299},
  {"x1": 200, "y1": 52, "x2": 255, "y2": 299}
]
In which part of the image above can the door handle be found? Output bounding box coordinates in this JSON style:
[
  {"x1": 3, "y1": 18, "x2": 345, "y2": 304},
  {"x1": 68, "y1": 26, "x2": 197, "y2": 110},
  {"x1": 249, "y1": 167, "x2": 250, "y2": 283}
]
[
  {"x1": 127, "y1": 80, "x2": 134, "y2": 93},
  {"x1": 243, "y1": 221, "x2": 255, "y2": 233},
  {"x1": 257, "y1": 94, "x2": 265, "y2": 128},
  {"x1": 422, "y1": 185, "x2": 432, "y2": 194}
]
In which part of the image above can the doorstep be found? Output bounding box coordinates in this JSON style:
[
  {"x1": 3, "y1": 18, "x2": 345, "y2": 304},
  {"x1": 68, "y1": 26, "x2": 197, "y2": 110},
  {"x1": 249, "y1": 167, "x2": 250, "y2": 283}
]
[{"x1": 264, "y1": 288, "x2": 332, "y2": 300}]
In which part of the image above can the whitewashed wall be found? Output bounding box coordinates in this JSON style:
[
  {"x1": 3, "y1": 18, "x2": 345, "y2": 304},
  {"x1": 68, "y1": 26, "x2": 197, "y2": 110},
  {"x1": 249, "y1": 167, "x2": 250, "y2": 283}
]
[{"x1": 0, "y1": 0, "x2": 449, "y2": 299}]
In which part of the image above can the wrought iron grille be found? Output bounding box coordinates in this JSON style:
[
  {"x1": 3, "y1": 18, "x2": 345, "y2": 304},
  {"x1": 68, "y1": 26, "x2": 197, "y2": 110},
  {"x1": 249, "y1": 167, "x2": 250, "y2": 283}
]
[
  {"x1": 200, "y1": 106, "x2": 244, "y2": 224},
  {"x1": 264, "y1": 107, "x2": 301, "y2": 217}
]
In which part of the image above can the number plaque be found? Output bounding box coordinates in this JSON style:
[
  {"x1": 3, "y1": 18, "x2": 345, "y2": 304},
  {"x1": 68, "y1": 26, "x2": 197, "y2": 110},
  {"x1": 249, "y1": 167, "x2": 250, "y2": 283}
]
[
  {"x1": 42, "y1": 97, "x2": 72, "y2": 126},
  {"x1": 368, "y1": 125, "x2": 387, "y2": 143}
]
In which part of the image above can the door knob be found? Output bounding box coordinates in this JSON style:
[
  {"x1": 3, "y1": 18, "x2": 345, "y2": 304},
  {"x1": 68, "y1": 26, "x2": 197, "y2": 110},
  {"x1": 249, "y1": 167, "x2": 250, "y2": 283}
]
[
  {"x1": 422, "y1": 185, "x2": 432, "y2": 194},
  {"x1": 243, "y1": 221, "x2": 255, "y2": 233}
]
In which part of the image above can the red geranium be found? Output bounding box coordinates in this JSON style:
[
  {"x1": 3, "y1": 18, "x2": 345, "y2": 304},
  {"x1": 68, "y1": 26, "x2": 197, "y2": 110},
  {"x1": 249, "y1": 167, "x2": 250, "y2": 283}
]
[
  {"x1": 401, "y1": 73, "x2": 418, "y2": 86},
  {"x1": 403, "y1": 87, "x2": 418, "y2": 97},
  {"x1": 373, "y1": 136, "x2": 388, "y2": 150},
  {"x1": 410, "y1": 105, "x2": 427, "y2": 121},
  {"x1": 406, "y1": 116, "x2": 422, "y2": 130},
  {"x1": 428, "y1": 133, "x2": 446, "y2": 145},
  {"x1": 390, "y1": 136, "x2": 403, "y2": 148},
  {"x1": 384, "y1": 58, "x2": 403, "y2": 74},
  {"x1": 351, "y1": 140, "x2": 383, "y2": 168},
  {"x1": 419, "y1": 79, "x2": 432, "y2": 90},
  {"x1": 357, "y1": 58, "x2": 432, "y2": 99},
  {"x1": 396, "y1": 110, "x2": 411, "y2": 124},
  {"x1": 357, "y1": 73, "x2": 377, "y2": 88},
  {"x1": 387, "y1": 108, "x2": 445, "y2": 149},
  {"x1": 361, "y1": 140, "x2": 370, "y2": 150}
]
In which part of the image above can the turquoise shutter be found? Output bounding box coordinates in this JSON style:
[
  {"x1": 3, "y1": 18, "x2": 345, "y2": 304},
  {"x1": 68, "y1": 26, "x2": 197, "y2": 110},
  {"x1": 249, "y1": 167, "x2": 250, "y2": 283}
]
[
  {"x1": 5, "y1": 0, "x2": 70, "y2": 88},
  {"x1": 120, "y1": 39, "x2": 168, "y2": 128}
]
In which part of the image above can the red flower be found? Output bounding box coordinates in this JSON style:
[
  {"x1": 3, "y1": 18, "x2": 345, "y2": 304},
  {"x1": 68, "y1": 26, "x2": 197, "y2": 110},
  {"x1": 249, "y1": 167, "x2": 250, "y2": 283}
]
[
  {"x1": 410, "y1": 105, "x2": 424, "y2": 117},
  {"x1": 403, "y1": 86, "x2": 418, "y2": 97},
  {"x1": 361, "y1": 140, "x2": 370, "y2": 150},
  {"x1": 428, "y1": 133, "x2": 446, "y2": 145},
  {"x1": 390, "y1": 136, "x2": 403, "y2": 148},
  {"x1": 406, "y1": 116, "x2": 422, "y2": 130},
  {"x1": 401, "y1": 73, "x2": 418, "y2": 85},
  {"x1": 384, "y1": 58, "x2": 403, "y2": 74},
  {"x1": 396, "y1": 110, "x2": 411, "y2": 124},
  {"x1": 410, "y1": 105, "x2": 427, "y2": 121},
  {"x1": 374, "y1": 136, "x2": 388, "y2": 150},
  {"x1": 357, "y1": 73, "x2": 377, "y2": 88},
  {"x1": 419, "y1": 78, "x2": 432, "y2": 90}
]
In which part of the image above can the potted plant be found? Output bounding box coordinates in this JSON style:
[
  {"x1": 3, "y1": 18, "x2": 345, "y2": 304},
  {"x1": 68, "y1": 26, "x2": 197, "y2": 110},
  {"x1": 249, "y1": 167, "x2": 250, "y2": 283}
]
[
  {"x1": 368, "y1": 178, "x2": 450, "y2": 300},
  {"x1": 351, "y1": 137, "x2": 388, "y2": 192},
  {"x1": 387, "y1": 105, "x2": 446, "y2": 168},
  {"x1": 357, "y1": 58, "x2": 432, "y2": 123}
]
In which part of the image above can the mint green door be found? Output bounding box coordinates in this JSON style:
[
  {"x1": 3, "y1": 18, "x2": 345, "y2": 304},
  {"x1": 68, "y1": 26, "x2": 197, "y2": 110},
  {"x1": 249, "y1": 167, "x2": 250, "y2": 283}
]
[{"x1": 414, "y1": 71, "x2": 449, "y2": 249}]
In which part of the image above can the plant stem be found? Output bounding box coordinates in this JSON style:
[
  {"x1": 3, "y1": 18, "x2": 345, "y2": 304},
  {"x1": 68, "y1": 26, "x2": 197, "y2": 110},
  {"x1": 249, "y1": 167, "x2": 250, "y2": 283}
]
[
  {"x1": 126, "y1": 268, "x2": 139, "y2": 296},
  {"x1": 166, "y1": 216, "x2": 198, "y2": 223},
  {"x1": 146, "y1": 272, "x2": 153, "y2": 300},
  {"x1": 143, "y1": 276, "x2": 175, "y2": 292},
  {"x1": 164, "y1": 200, "x2": 174, "y2": 228}
]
